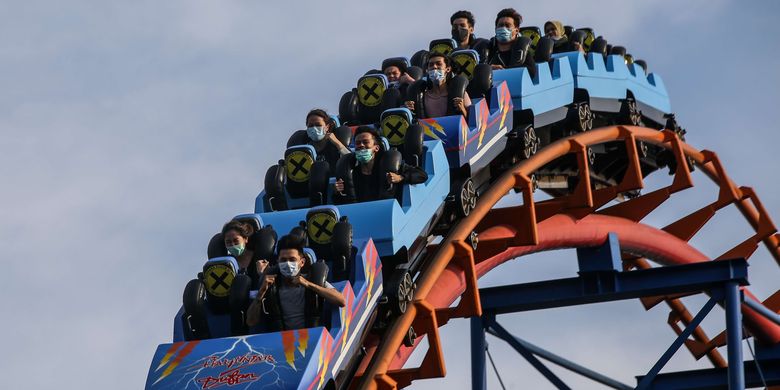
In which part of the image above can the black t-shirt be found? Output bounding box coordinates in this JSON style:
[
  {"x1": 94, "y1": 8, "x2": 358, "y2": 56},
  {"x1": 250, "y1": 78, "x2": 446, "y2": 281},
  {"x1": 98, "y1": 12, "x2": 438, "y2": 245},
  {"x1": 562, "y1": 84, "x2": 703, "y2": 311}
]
[
  {"x1": 352, "y1": 157, "x2": 388, "y2": 203},
  {"x1": 310, "y1": 139, "x2": 341, "y2": 176}
]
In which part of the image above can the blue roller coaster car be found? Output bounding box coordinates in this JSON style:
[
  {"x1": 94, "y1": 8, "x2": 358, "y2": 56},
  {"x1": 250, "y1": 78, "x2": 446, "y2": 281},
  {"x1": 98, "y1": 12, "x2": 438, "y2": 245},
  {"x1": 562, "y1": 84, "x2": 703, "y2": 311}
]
[{"x1": 146, "y1": 238, "x2": 383, "y2": 390}]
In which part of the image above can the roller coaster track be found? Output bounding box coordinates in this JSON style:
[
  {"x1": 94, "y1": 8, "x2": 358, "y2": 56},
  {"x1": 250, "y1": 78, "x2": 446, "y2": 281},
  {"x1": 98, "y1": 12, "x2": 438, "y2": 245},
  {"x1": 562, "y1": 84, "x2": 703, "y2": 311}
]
[{"x1": 354, "y1": 125, "x2": 780, "y2": 389}]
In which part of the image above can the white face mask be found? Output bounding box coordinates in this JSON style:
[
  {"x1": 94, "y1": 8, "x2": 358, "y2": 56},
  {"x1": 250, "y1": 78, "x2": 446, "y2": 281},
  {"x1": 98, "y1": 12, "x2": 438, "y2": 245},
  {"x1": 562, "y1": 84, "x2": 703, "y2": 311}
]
[{"x1": 279, "y1": 261, "x2": 300, "y2": 278}]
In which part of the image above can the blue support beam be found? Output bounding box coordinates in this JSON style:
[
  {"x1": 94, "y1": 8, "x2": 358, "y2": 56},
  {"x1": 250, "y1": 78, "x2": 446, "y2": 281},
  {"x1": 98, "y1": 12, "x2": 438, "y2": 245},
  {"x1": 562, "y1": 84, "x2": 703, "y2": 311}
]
[
  {"x1": 487, "y1": 317, "x2": 572, "y2": 390},
  {"x1": 725, "y1": 282, "x2": 744, "y2": 389},
  {"x1": 635, "y1": 359, "x2": 780, "y2": 389},
  {"x1": 484, "y1": 325, "x2": 633, "y2": 390},
  {"x1": 471, "y1": 316, "x2": 487, "y2": 390},
  {"x1": 480, "y1": 258, "x2": 748, "y2": 314},
  {"x1": 636, "y1": 296, "x2": 719, "y2": 389}
]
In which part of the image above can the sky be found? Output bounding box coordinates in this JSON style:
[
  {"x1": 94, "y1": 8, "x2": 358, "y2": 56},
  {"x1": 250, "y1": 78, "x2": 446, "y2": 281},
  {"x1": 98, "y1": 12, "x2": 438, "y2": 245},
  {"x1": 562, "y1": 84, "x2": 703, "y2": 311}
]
[{"x1": 1, "y1": 1, "x2": 779, "y2": 389}]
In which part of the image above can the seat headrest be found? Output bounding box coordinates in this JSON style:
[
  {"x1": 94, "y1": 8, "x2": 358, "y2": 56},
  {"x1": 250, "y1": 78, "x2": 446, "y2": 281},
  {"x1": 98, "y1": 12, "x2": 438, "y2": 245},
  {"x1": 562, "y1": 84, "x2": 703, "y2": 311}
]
[
  {"x1": 306, "y1": 206, "x2": 341, "y2": 246},
  {"x1": 576, "y1": 28, "x2": 595, "y2": 51},
  {"x1": 329, "y1": 115, "x2": 341, "y2": 128},
  {"x1": 302, "y1": 248, "x2": 317, "y2": 265},
  {"x1": 519, "y1": 27, "x2": 541, "y2": 48},
  {"x1": 284, "y1": 145, "x2": 317, "y2": 184},
  {"x1": 356, "y1": 74, "x2": 388, "y2": 108},
  {"x1": 379, "y1": 136, "x2": 391, "y2": 152},
  {"x1": 231, "y1": 214, "x2": 263, "y2": 232},
  {"x1": 380, "y1": 108, "x2": 414, "y2": 147},
  {"x1": 449, "y1": 49, "x2": 480, "y2": 80},
  {"x1": 202, "y1": 256, "x2": 240, "y2": 298},
  {"x1": 429, "y1": 38, "x2": 458, "y2": 56},
  {"x1": 382, "y1": 57, "x2": 410, "y2": 75}
]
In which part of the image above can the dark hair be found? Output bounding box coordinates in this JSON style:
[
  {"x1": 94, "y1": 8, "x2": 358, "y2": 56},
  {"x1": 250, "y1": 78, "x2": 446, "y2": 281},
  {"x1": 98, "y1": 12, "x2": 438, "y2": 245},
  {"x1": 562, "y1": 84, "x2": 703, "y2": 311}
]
[
  {"x1": 222, "y1": 220, "x2": 251, "y2": 238},
  {"x1": 354, "y1": 125, "x2": 381, "y2": 144},
  {"x1": 450, "y1": 10, "x2": 475, "y2": 27},
  {"x1": 495, "y1": 8, "x2": 522, "y2": 28},
  {"x1": 306, "y1": 108, "x2": 336, "y2": 129},
  {"x1": 277, "y1": 233, "x2": 305, "y2": 257},
  {"x1": 427, "y1": 52, "x2": 451, "y2": 67}
]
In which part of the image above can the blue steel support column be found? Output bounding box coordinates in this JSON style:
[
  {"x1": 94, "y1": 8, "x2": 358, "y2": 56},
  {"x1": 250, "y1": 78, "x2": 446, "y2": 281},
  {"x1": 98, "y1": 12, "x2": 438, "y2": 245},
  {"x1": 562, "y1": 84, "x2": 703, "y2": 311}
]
[
  {"x1": 471, "y1": 315, "x2": 487, "y2": 390},
  {"x1": 725, "y1": 282, "x2": 744, "y2": 389}
]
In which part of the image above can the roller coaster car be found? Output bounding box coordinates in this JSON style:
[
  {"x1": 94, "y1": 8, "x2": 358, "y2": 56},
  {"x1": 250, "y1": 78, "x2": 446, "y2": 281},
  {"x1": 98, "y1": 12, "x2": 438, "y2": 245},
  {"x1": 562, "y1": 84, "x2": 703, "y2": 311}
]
[
  {"x1": 255, "y1": 140, "x2": 450, "y2": 314},
  {"x1": 147, "y1": 238, "x2": 383, "y2": 390}
]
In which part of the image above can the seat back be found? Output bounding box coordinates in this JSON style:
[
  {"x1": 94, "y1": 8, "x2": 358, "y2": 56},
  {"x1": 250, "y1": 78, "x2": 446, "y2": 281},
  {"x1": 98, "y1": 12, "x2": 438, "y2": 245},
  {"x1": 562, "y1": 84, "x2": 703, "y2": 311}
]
[
  {"x1": 451, "y1": 49, "x2": 493, "y2": 99},
  {"x1": 284, "y1": 145, "x2": 317, "y2": 199},
  {"x1": 576, "y1": 27, "x2": 596, "y2": 52},
  {"x1": 450, "y1": 49, "x2": 479, "y2": 80},
  {"x1": 429, "y1": 38, "x2": 458, "y2": 56},
  {"x1": 519, "y1": 26, "x2": 542, "y2": 53},
  {"x1": 306, "y1": 206, "x2": 341, "y2": 259},
  {"x1": 380, "y1": 108, "x2": 424, "y2": 166},
  {"x1": 356, "y1": 74, "x2": 390, "y2": 124},
  {"x1": 202, "y1": 256, "x2": 240, "y2": 313}
]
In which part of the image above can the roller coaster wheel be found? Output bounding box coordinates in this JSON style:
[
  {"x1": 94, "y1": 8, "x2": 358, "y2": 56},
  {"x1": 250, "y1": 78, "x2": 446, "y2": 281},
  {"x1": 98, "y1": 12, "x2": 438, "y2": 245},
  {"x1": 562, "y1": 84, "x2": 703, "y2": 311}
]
[
  {"x1": 522, "y1": 126, "x2": 539, "y2": 159},
  {"x1": 638, "y1": 141, "x2": 648, "y2": 158},
  {"x1": 467, "y1": 230, "x2": 479, "y2": 251},
  {"x1": 402, "y1": 326, "x2": 417, "y2": 348},
  {"x1": 457, "y1": 178, "x2": 477, "y2": 217},
  {"x1": 587, "y1": 147, "x2": 596, "y2": 165},
  {"x1": 571, "y1": 102, "x2": 593, "y2": 132},
  {"x1": 388, "y1": 270, "x2": 414, "y2": 316},
  {"x1": 620, "y1": 99, "x2": 642, "y2": 126}
]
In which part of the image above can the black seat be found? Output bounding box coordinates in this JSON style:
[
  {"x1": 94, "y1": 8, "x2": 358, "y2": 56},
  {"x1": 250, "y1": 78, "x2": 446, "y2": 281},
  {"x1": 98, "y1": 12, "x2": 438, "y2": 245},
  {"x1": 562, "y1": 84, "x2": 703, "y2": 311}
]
[
  {"x1": 380, "y1": 108, "x2": 424, "y2": 167},
  {"x1": 305, "y1": 206, "x2": 354, "y2": 281},
  {"x1": 429, "y1": 38, "x2": 458, "y2": 56},
  {"x1": 450, "y1": 49, "x2": 492, "y2": 100}
]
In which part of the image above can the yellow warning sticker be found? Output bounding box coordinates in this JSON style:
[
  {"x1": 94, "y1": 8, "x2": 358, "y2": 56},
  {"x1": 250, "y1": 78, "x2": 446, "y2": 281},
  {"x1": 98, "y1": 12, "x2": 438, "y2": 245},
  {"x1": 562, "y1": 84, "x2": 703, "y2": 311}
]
[
  {"x1": 307, "y1": 212, "x2": 337, "y2": 245},
  {"x1": 357, "y1": 77, "x2": 385, "y2": 107},
  {"x1": 381, "y1": 114, "x2": 409, "y2": 146},
  {"x1": 204, "y1": 264, "x2": 234, "y2": 297},
  {"x1": 285, "y1": 150, "x2": 314, "y2": 183}
]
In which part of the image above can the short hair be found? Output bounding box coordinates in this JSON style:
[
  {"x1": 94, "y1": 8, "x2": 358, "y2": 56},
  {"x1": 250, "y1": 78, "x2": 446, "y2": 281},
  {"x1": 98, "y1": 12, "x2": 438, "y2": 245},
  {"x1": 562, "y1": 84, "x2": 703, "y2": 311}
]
[
  {"x1": 495, "y1": 8, "x2": 522, "y2": 28},
  {"x1": 354, "y1": 125, "x2": 381, "y2": 145},
  {"x1": 450, "y1": 10, "x2": 475, "y2": 27},
  {"x1": 306, "y1": 108, "x2": 336, "y2": 128},
  {"x1": 427, "y1": 52, "x2": 451, "y2": 67},
  {"x1": 222, "y1": 220, "x2": 251, "y2": 238},
  {"x1": 277, "y1": 234, "x2": 305, "y2": 257}
]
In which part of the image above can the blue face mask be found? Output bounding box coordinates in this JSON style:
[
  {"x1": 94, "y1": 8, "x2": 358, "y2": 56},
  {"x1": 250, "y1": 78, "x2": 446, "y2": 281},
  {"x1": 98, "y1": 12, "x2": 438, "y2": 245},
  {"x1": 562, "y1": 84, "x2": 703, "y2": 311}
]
[
  {"x1": 227, "y1": 243, "x2": 245, "y2": 257},
  {"x1": 495, "y1": 27, "x2": 513, "y2": 43},
  {"x1": 427, "y1": 69, "x2": 446, "y2": 84},
  {"x1": 355, "y1": 148, "x2": 374, "y2": 164},
  {"x1": 307, "y1": 126, "x2": 326, "y2": 142}
]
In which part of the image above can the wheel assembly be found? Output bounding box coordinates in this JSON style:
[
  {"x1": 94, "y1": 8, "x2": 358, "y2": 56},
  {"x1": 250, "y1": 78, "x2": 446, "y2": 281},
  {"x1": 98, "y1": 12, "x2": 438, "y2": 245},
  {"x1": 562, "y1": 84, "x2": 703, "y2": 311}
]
[{"x1": 456, "y1": 178, "x2": 477, "y2": 218}]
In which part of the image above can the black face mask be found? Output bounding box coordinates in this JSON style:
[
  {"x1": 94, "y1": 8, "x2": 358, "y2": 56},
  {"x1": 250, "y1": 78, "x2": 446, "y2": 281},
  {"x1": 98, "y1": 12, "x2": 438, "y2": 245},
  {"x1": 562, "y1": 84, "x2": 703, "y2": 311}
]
[{"x1": 451, "y1": 27, "x2": 469, "y2": 43}]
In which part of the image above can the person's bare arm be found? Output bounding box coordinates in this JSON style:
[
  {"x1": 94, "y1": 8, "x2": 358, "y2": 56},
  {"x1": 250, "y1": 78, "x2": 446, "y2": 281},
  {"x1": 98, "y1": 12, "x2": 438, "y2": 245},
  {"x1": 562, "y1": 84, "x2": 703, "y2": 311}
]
[
  {"x1": 296, "y1": 277, "x2": 346, "y2": 307},
  {"x1": 328, "y1": 133, "x2": 350, "y2": 155},
  {"x1": 246, "y1": 275, "x2": 275, "y2": 327}
]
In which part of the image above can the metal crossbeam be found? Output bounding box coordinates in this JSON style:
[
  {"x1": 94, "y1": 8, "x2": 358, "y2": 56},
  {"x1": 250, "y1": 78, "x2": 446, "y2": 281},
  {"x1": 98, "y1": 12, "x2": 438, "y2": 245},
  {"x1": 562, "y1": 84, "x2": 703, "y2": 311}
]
[{"x1": 480, "y1": 259, "x2": 749, "y2": 314}]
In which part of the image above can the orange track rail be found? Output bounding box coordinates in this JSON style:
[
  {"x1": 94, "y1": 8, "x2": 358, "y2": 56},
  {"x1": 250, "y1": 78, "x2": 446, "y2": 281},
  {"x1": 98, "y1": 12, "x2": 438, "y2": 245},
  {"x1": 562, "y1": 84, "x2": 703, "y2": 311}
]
[{"x1": 354, "y1": 126, "x2": 780, "y2": 389}]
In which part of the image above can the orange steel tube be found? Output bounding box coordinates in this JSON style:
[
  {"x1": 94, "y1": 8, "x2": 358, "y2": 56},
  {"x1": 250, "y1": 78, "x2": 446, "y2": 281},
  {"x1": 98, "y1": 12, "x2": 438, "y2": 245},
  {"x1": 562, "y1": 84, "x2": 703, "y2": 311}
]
[{"x1": 357, "y1": 126, "x2": 780, "y2": 389}]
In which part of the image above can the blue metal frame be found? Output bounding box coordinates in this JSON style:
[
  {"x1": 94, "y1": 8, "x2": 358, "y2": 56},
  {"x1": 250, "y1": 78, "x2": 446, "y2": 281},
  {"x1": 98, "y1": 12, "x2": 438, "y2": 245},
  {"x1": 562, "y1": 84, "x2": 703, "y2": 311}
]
[{"x1": 470, "y1": 232, "x2": 760, "y2": 390}]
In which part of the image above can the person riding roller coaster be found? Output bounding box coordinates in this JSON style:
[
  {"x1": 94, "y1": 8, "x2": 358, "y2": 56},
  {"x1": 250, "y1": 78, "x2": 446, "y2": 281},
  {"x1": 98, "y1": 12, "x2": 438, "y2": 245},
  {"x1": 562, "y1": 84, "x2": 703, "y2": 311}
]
[
  {"x1": 245, "y1": 234, "x2": 345, "y2": 332},
  {"x1": 487, "y1": 8, "x2": 538, "y2": 79},
  {"x1": 449, "y1": 10, "x2": 489, "y2": 58},
  {"x1": 333, "y1": 126, "x2": 428, "y2": 204},
  {"x1": 306, "y1": 109, "x2": 351, "y2": 169},
  {"x1": 404, "y1": 53, "x2": 472, "y2": 119}
]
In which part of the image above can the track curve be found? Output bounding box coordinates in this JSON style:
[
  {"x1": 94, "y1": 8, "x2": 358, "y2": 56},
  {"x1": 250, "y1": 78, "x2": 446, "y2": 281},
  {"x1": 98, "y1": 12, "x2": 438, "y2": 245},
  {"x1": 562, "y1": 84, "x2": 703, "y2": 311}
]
[{"x1": 355, "y1": 125, "x2": 780, "y2": 389}]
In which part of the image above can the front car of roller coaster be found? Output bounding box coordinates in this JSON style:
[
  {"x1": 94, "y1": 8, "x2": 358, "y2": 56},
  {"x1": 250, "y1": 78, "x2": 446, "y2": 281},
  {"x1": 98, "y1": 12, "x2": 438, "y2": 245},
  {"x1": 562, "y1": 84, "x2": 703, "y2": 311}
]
[{"x1": 146, "y1": 23, "x2": 780, "y2": 390}]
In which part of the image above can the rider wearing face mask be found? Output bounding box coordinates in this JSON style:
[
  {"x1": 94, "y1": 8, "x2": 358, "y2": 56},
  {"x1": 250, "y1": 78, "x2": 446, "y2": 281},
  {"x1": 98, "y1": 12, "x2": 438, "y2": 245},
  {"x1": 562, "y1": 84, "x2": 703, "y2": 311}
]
[
  {"x1": 404, "y1": 53, "x2": 472, "y2": 119},
  {"x1": 333, "y1": 126, "x2": 428, "y2": 204},
  {"x1": 450, "y1": 10, "x2": 489, "y2": 58},
  {"x1": 245, "y1": 234, "x2": 345, "y2": 332},
  {"x1": 544, "y1": 20, "x2": 571, "y2": 53},
  {"x1": 487, "y1": 8, "x2": 537, "y2": 79},
  {"x1": 302, "y1": 109, "x2": 351, "y2": 175},
  {"x1": 222, "y1": 221, "x2": 255, "y2": 271}
]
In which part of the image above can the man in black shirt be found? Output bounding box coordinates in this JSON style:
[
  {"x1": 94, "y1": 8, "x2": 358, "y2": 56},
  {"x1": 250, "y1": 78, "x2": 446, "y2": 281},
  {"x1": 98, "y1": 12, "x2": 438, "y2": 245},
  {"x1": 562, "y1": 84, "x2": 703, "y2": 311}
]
[
  {"x1": 333, "y1": 126, "x2": 427, "y2": 203},
  {"x1": 487, "y1": 8, "x2": 537, "y2": 79}
]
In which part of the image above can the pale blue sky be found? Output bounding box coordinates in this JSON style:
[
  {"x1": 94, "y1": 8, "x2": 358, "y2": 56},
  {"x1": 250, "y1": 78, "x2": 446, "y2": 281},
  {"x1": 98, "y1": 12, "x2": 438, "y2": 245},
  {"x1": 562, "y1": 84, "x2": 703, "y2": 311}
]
[{"x1": 1, "y1": 1, "x2": 778, "y2": 389}]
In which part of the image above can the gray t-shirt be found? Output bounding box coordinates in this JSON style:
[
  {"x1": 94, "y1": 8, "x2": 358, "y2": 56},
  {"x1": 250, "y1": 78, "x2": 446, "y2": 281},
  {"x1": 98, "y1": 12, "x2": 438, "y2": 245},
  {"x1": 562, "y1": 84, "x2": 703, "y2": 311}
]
[{"x1": 277, "y1": 280, "x2": 335, "y2": 330}]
